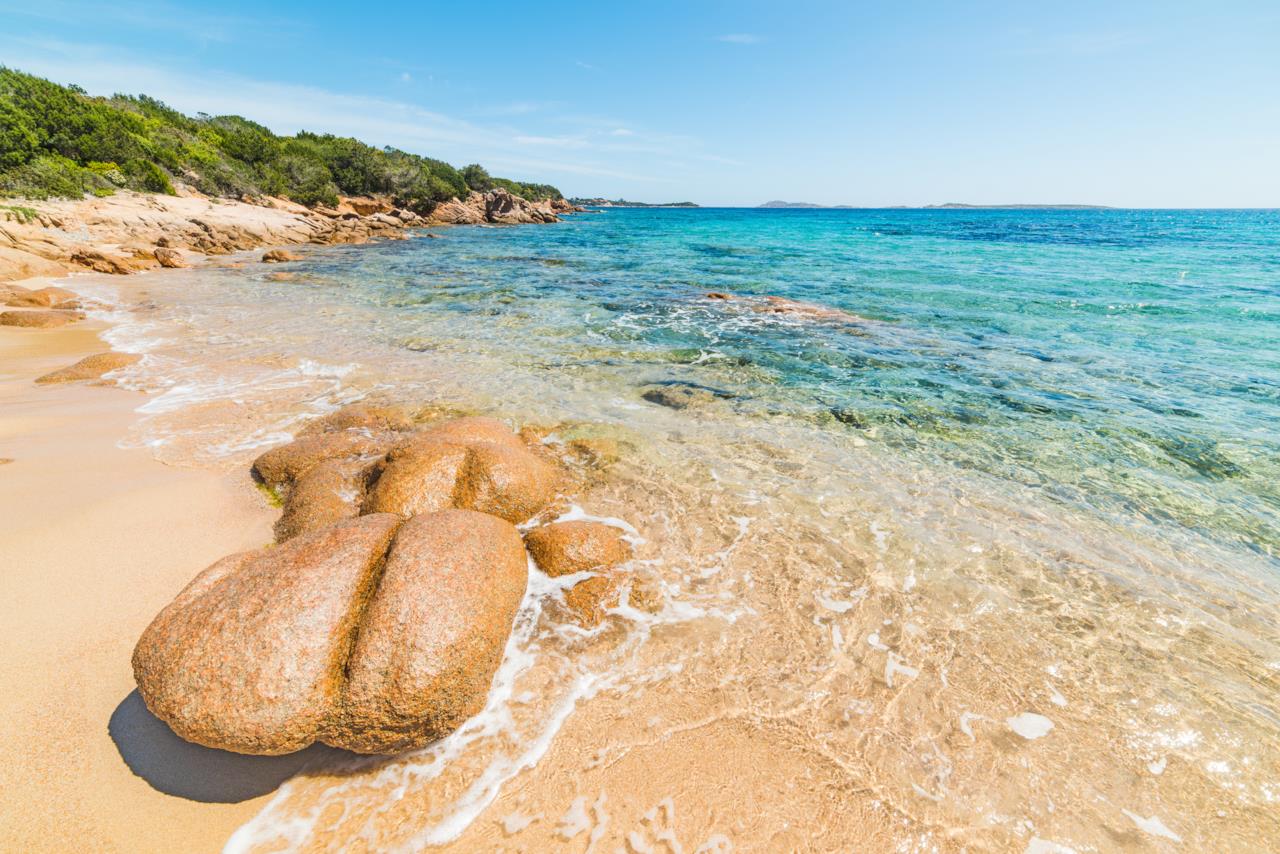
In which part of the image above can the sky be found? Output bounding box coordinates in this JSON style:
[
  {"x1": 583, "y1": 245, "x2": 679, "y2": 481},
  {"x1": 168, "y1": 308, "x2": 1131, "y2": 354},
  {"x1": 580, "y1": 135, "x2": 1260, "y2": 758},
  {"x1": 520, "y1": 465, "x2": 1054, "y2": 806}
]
[{"x1": 1, "y1": 1, "x2": 1277, "y2": 207}]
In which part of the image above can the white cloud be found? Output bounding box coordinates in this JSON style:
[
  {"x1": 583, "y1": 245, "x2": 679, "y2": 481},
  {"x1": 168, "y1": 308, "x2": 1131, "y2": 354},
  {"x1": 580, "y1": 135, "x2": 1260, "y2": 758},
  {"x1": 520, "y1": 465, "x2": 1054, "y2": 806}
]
[
  {"x1": 610, "y1": 128, "x2": 635, "y2": 136},
  {"x1": 716, "y1": 33, "x2": 762, "y2": 45},
  {"x1": 399, "y1": 72, "x2": 412, "y2": 83}
]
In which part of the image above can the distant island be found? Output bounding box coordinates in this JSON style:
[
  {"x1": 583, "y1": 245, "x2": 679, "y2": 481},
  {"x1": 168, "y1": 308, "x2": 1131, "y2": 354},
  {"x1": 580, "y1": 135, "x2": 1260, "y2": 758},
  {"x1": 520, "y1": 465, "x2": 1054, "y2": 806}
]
[
  {"x1": 761, "y1": 201, "x2": 1110, "y2": 210},
  {"x1": 572, "y1": 198, "x2": 699, "y2": 208}
]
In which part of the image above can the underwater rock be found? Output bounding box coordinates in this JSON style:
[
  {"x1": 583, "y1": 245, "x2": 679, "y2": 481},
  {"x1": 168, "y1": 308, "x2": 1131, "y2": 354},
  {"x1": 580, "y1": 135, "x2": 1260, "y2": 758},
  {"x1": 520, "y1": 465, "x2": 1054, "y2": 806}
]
[
  {"x1": 261, "y1": 248, "x2": 302, "y2": 263},
  {"x1": 525, "y1": 520, "x2": 633, "y2": 627},
  {"x1": 641, "y1": 381, "x2": 734, "y2": 410}
]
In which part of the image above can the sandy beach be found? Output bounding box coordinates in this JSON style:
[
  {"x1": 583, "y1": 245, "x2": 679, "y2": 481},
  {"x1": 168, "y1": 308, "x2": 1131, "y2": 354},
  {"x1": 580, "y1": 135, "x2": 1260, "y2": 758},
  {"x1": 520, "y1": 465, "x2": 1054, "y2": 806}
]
[{"x1": 0, "y1": 291, "x2": 278, "y2": 852}]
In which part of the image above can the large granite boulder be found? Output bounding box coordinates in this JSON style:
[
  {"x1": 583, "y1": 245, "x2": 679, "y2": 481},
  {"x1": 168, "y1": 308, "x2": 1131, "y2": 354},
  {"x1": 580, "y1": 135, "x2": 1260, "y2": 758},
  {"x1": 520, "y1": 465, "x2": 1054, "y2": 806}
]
[
  {"x1": 455, "y1": 442, "x2": 558, "y2": 523},
  {"x1": 35, "y1": 351, "x2": 140, "y2": 384},
  {"x1": 362, "y1": 438, "x2": 468, "y2": 517},
  {"x1": 132, "y1": 514, "x2": 403, "y2": 754},
  {"x1": 360, "y1": 418, "x2": 559, "y2": 522},
  {"x1": 251, "y1": 431, "x2": 390, "y2": 488},
  {"x1": 324, "y1": 510, "x2": 528, "y2": 753},
  {"x1": 525, "y1": 521, "x2": 633, "y2": 627},
  {"x1": 274, "y1": 457, "x2": 377, "y2": 542}
]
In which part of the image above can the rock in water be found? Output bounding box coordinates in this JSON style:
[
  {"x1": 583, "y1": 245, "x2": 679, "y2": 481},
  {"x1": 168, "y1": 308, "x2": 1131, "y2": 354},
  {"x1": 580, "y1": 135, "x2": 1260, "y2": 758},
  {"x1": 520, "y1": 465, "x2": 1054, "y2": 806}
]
[
  {"x1": 640, "y1": 382, "x2": 733, "y2": 410},
  {"x1": 132, "y1": 514, "x2": 403, "y2": 754},
  {"x1": 525, "y1": 521, "x2": 633, "y2": 627},
  {"x1": 35, "y1": 352, "x2": 140, "y2": 384},
  {"x1": 362, "y1": 438, "x2": 469, "y2": 517},
  {"x1": 251, "y1": 431, "x2": 390, "y2": 488},
  {"x1": 325, "y1": 510, "x2": 528, "y2": 753},
  {"x1": 455, "y1": 442, "x2": 559, "y2": 523},
  {"x1": 275, "y1": 458, "x2": 377, "y2": 542},
  {"x1": 296, "y1": 403, "x2": 417, "y2": 436},
  {"x1": 154, "y1": 246, "x2": 187, "y2": 268},
  {"x1": 262, "y1": 248, "x2": 302, "y2": 263}
]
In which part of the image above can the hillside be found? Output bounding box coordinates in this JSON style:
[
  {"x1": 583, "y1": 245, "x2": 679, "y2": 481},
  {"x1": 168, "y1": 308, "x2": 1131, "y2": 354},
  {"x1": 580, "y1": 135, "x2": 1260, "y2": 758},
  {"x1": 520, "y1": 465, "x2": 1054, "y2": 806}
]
[{"x1": 0, "y1": 67, "x2": 560, "y2": 213}]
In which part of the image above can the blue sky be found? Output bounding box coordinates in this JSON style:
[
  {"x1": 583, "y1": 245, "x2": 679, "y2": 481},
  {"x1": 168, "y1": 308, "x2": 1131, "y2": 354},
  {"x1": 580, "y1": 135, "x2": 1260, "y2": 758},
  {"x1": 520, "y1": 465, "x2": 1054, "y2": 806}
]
[{"x1": 1, "y1": 1, "x2": 1277, "y2": 206}]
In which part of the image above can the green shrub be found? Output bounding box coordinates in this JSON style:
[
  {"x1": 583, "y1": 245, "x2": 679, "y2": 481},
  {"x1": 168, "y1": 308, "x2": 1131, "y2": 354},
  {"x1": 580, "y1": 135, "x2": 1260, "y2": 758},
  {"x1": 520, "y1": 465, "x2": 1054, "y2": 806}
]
[{"x1": 0, "y1": 66, "x2": 561, "y2": 208}]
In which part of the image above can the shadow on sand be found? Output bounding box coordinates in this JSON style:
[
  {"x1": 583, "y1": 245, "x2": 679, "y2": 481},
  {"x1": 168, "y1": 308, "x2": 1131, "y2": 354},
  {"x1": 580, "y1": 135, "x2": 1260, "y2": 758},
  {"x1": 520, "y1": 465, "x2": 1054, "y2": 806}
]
[{"x1": 109, "y1": 690, "x2": 352, "y2": 803}]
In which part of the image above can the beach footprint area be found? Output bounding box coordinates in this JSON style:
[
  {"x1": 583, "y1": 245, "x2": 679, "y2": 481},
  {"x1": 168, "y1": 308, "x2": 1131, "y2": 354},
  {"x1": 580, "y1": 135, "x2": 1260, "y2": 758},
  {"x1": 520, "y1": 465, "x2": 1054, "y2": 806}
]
[{"x1": 3, "y1": 201, "x2": 1279, "y2": 853}]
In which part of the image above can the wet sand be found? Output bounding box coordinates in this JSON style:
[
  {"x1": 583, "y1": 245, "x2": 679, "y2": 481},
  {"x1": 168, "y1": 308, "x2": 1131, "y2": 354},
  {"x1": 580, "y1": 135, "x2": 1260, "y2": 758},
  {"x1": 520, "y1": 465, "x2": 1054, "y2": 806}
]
[{"x1": 0, "y1": 306, "x2": 278, "y2": 853}]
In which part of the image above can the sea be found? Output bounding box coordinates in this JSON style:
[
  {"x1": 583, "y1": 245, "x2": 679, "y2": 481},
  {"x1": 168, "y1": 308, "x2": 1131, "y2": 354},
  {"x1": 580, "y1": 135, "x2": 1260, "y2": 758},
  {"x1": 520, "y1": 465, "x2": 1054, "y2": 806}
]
[{"x1": 81, "y1": 207, "x2": 1280, "y2": 852}]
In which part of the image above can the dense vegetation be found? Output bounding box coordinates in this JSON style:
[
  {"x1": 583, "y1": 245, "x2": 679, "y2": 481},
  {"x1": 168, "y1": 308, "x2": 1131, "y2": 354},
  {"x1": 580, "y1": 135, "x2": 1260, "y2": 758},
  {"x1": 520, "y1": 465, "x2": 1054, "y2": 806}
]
[{"x1": 0, "y1": 67, "x2": 560, "y2": 212}]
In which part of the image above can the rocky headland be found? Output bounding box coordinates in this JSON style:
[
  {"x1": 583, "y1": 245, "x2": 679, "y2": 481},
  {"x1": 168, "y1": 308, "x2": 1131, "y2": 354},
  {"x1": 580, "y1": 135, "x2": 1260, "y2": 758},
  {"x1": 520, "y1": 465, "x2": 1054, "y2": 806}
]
[{"x1": 0, "y1": 188, "x2": 578, "y2": 289}]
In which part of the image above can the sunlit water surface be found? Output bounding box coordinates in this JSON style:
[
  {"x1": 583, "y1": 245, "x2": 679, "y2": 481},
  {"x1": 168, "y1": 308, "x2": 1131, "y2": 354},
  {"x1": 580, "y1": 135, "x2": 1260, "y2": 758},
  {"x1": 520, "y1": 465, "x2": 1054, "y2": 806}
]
[{"x1": 80, "y1": 208, "x2": 1280, "y2": 852}]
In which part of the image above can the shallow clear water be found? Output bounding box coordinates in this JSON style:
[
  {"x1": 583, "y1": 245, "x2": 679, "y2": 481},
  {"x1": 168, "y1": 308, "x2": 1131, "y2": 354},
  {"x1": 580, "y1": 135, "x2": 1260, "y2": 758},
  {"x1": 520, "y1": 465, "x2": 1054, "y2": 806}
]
[{"x1": 81, "y1": 208, "x2": 1280, "y2": 852}]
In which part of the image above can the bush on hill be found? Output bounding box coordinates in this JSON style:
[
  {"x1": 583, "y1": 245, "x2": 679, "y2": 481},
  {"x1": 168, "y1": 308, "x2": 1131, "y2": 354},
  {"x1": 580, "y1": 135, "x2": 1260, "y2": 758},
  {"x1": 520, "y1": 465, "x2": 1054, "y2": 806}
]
[{"x1": 0, "y1": 67, "x2": 560, "y2": 212}]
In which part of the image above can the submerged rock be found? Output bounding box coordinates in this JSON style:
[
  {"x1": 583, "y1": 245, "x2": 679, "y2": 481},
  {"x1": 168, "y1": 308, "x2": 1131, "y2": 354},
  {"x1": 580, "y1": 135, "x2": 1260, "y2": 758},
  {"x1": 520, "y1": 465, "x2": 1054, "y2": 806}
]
[
  {"x1": 35, "y1": 351, "x2": 140, "y2": 384},
  {"x1": 132, "y1": 514, "x2": 403, "y2": 754},
  {"x1": 296, "y1": 403, "x2": 417, "y2": 437},
  {"x1": 275, "y1": 457, "x2": 377, "y2": 542},
  {"x1": 325, "y1": 510, "x2": 528, "y2": 753},
  {"x1": 641, "y1": 381, "x2": 734, "y2": 410},
  {"x1": 0, "y1": 309, "x2": 84, "y2": 328},
  {"x1": 525, "y1": 520, "x2": 633, "y2": 627},
  {"x1": 251, "y1": 431, "x2": 390, "y2": 488}
]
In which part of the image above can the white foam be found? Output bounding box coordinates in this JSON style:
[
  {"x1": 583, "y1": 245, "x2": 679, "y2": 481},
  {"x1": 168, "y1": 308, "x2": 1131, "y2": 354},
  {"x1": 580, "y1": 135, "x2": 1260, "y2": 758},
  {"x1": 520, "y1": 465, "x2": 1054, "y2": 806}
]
[
  {"x1": 1121, "y1": 809, "x2": 1182, "y2": 843},
  {"x1": 1148, "y1": 756, "x2": 1167, "y2": 775},
  {"x1": 501, "y1": 811, "x2": 540, "y2": 836},
  {"x1": 558, "y1": 797, "x2": 591, "y2": 840},
  {"x1": 554, "y1": 504, "x2": 646, "y2": 545},
  {"x1": 884, "y1": 653, "x2": 919, "y2": 688},
  {"x1": 1007, "y1": 713, "x2": 1054, "y2": 740},
  {"x1": 1024, "y1": 838, "x2": 1078, "y2": 854},
  {"x1": 815, "y1": 591, "x2": 854, "y2": 613}
]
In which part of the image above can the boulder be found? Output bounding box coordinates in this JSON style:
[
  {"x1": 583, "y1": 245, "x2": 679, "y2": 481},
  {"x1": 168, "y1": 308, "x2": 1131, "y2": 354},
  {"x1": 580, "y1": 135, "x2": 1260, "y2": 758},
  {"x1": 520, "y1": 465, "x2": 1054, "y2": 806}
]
[
  {"x1": 297, "y1": 403, "x2": 416, "y2": 437},
  {"x1": 361, "y1": 438, "x2": 468, "y2": 518},
  {"x1": 0, "y1": 309, "x2": 83, "y2": 328},
  {"x1": 251, "y1": 431, "x2": 390, "y2": 488},
  {"x1": 455, "y1": 442, "x2": 558, "y2": 523},
  {"x1": 35, "y1": 351, "x2": 140, "y2": 384},
  {"x1": 262, "y1": 248, "x2": 302, "y2": 263},
  {"x1": 154, "y1": 247, "x2": 187, "y2": 268},
  {"x1": 525, "y1": 521, "x2": 633, "y2": 626},
  {"x1": 4, "y1": 285, "x2": 79, "y2": 309},
  {"x1": 132, "y1": 514, "x2": 403, "y2": 754},
  {"x1": 430, "y1": 196, "x2": 486, "y2": 225},
  {"x1": 324, "y1": 510, "x2": 527, "y2": 753},
  {"x1": 274, "y1": 457, "x2": 376, "y2": 542}
]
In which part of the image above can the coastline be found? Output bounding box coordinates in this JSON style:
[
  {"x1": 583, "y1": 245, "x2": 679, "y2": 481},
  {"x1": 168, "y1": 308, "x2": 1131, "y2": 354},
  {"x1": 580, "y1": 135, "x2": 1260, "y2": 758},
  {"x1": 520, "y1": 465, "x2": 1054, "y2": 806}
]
[{"x1": 0, "y1": 304, "x2": 277, "y2": 852}]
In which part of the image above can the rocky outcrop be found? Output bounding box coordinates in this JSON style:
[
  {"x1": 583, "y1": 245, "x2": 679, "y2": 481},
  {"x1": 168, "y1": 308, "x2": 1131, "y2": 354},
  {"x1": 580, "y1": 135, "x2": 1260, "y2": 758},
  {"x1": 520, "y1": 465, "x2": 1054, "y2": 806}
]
[
  {"x1": 429, "y1": 190, "x2": 562, "y2": 226},
  {"x1": 0, "y1": 246, "x2": 67, "y2": 281},
  {"x1": 525, "y1": 521, "x2": 633, "y2": 627},
  {"x1": 324, "y1": 510, "x2": 528, "y2": 752},
  {"x1": 0, "y1": 309, "x2": 83, "y2": 328},
  {"x1": 35, "y1": 352, "x2": 140, "y2": 384}
]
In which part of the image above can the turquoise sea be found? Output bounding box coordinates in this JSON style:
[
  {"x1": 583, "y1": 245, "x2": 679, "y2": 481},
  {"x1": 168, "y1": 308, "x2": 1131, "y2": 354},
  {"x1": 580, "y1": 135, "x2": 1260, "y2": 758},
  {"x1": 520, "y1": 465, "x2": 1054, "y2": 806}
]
[{"x1": 89, "y1": 207, "x2": 1280, "y2": 851}]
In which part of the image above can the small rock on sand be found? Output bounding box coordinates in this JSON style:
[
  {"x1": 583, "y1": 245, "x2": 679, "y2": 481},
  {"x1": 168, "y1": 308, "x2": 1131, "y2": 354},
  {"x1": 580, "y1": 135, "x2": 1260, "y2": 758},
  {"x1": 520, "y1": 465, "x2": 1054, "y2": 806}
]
[
  {"x1": 0, "y1": 309, "x2": 84, "y2": 329},
  {"x1": 35, "y1": 352, "x2": 140, "y2": 384}
]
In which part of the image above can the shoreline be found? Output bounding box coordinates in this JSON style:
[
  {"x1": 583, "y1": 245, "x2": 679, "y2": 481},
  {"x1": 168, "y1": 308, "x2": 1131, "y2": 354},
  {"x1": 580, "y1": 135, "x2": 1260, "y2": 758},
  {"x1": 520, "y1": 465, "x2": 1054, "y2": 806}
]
[{"x1": 0, "y1": 309, "x2": 278, "y2": 853}]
